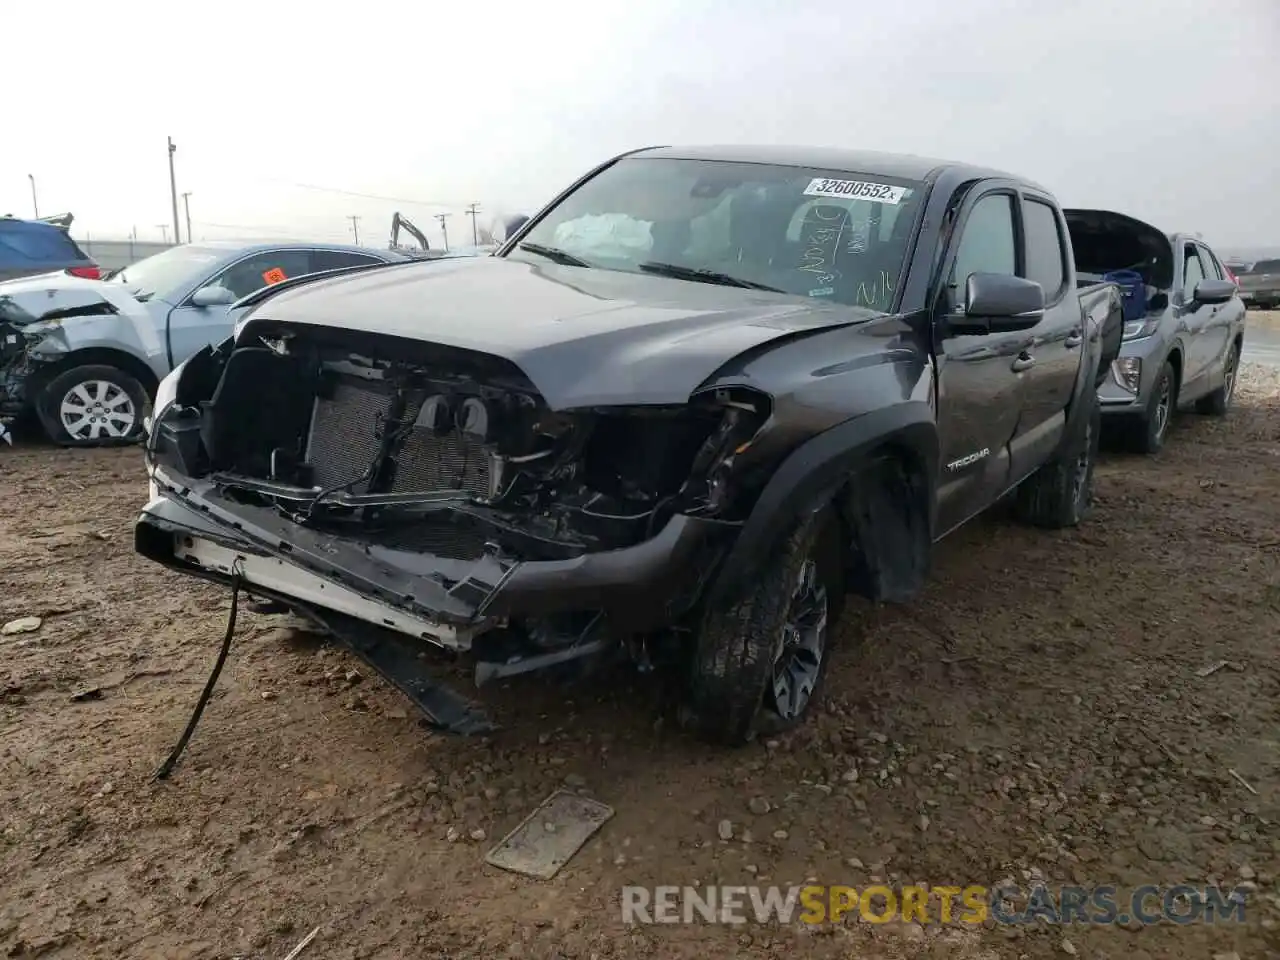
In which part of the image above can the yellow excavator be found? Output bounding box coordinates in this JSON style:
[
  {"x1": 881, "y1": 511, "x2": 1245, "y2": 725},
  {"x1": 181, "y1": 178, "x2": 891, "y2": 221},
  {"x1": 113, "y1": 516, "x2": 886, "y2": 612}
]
[
  {"x1": 388, "y1": 212, "x2": 441, "y2": 259},
  {"x1": 387, "y1": 211, "x2": 531, "y2": 259}
]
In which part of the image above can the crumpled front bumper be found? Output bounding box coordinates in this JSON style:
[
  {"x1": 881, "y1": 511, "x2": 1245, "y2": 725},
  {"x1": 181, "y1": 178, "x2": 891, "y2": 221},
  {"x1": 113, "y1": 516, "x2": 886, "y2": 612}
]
[{"x1": 135, "y1": 467, "x2": 726, "y2": 652}]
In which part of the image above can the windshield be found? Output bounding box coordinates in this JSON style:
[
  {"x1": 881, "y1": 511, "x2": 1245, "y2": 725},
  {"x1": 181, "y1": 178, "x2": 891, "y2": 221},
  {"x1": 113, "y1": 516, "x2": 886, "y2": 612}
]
[
  {"x1": 508, "y1": 157, "x2": 925, "y2": 310},
  {"x1": 108, "y1": 245, "x2": 224, "y2": 300}
]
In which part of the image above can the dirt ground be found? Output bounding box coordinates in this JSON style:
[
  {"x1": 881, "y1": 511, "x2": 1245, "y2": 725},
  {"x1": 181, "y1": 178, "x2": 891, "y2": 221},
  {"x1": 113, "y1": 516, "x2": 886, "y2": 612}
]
[{"x1": 2, "y1": 364, "x2": 1279, "y2": 960}]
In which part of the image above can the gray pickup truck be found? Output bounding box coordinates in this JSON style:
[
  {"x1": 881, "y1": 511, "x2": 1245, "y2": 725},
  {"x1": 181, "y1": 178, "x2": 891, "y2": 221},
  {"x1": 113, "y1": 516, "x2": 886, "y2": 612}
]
[
  {"x1": 137, "y1": 144, "x2": 1126, "y2": 746},
  {"x1": 1237, "y1": 259, "x2": 1280, "y2": 311},
  {"x1": 1064, "y1": 210, "x2": 1245, "y2": 454}
]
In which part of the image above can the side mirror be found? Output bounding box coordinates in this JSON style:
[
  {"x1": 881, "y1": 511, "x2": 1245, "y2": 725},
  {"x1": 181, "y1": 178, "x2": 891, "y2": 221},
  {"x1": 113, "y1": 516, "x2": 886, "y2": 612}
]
[
  {"x1": 963, "y1": 273, "x2": 1045, "y2": 331},
  {"x1": 190, "y1": 284, "x2": 236, "y2": 308},
  {"x1": 1193, "y1": 278, "x2": 1235, "y2": 306}
]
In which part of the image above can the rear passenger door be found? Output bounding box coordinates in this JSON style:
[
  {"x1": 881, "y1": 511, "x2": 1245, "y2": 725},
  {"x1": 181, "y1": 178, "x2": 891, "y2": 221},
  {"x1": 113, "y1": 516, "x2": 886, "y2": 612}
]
[
  {"x1": 1007, "y1": 192, "x2": 1082, "y2": 483},
  {"x1": 933, "y1": 183, "x2": 1028, "y2": 535}
]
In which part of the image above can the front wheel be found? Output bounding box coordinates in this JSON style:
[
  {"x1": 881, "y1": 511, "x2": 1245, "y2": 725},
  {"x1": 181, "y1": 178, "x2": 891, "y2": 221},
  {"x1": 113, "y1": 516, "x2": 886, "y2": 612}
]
[
  {"x1": 1117, "y1": 358, "x2": 1177, "y2": 455},
  {"x1": 35, "y1": 364, "x2": 150, "y2": 447},
  {"x1": 687, "y1": 508, "x2": 845, "y2": 746}
]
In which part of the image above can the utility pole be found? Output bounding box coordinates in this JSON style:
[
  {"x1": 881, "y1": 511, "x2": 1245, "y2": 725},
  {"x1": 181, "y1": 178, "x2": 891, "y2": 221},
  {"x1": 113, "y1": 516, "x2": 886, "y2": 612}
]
[
  {"x1": 347, "y1": 215, "x2": 361, "y2": 245},
  {"x1": 435, "y1": 212, "x2": 451, "y2": 251},
  {"x1": 167, "y1": 137, "x2": 181, "y2": 243},
  {"x1": 156, "y1": 224, "x2": 170, "y2": 243},
  {"x1": 466, "y1": 202, "x2": 481, "y2": 245},
  {"x1": 182, "y1": 192, "x2": 193, "y2": 245},
  {"x1": 27, "y1": 175, "x2": 38, "y2": 218}
]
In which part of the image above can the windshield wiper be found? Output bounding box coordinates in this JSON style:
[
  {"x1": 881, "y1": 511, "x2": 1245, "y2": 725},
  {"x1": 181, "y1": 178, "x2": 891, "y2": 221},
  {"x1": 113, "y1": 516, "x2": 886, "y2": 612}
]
[
  {"x1": 518, "y1": 242, "x2": 590, "y2": 267},
  {"x1": 637, "y1": 262, "x2": 783, "y2": 292}
]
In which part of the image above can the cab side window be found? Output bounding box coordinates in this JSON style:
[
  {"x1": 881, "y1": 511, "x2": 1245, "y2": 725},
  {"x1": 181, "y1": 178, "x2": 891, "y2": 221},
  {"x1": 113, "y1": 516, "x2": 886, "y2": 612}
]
[
  {"x1": 1182, "y1": 245, "x2": 1205, "y2": 301},
  {"x1": 1021, "y1": 199, "x2": 1066, "y2": 300},
  {"x1": 949, "y1": 193, "x2": 1017, "y2": 308}
]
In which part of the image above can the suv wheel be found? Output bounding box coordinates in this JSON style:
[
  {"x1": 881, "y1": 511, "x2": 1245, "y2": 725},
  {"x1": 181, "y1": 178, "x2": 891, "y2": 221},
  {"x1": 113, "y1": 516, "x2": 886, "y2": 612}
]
[
  {"x1": 688, "y1": 507, "x2": 845, "y2": 746},
  {"x1": 1194, "y1": 343, "x2": 1240, "y2": 416},
  {"x1": 35, "y1": 364, "x2": 150, "y2": 447},
  {"x1": 1121, "y1": 358, "x2": 1177, "y2": 454}
]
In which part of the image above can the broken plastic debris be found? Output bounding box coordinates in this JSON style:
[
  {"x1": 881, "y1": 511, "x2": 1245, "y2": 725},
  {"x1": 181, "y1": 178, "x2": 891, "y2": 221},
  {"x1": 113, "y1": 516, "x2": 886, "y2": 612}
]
[
  {"x1": 1, "y1": 616, "x2": 42, "y2": 636},
  {"x1": 484, "y1": 789, "x2": 613, "y2": 880}
]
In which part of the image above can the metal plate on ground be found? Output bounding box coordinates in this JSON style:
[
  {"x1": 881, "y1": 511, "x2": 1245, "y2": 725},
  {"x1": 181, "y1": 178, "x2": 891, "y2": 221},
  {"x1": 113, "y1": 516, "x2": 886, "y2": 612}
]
[{"x1": 484, "y1": 789, "x2": 614, "y2": 880}]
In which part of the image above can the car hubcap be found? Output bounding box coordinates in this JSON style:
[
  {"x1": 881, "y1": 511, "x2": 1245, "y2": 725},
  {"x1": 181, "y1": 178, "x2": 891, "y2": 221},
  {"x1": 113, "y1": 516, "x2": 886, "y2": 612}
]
[
  {"x1": 1153, "y1": 374, "x2": 1172, "y2": 439},
  {"x1": 770, "y1": 557, "x2": 828, "y2": 721},
  {"x1": 60, "y1": 380, "x2": 136, "y2": 440},
  {"x1": 1224, "y1": 351, "x2": 1238, "y2": 404}
]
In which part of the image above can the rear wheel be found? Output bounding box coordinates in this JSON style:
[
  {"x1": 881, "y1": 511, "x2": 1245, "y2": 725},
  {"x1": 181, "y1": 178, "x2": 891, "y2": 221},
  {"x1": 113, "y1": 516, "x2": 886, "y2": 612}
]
[
  {"x1": 35, "y1": 364, "x2": 150, "y2": 447},
  {"x1": 1195, "y1": 343, "x2": 1240, "y2": 416},
  {"x1": 688, "y1": 507, "x2": 845, "y2": 746},
  {"x1": 1015, "y1": 392, "x2": 1100, "y2": 529}
]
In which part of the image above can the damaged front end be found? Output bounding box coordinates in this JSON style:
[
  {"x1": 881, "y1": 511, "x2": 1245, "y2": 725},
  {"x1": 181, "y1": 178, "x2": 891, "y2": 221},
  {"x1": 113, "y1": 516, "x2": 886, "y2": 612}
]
[
  {"x1": 0, "y1": 281, "x2": 161, "y2": 440},
  {"x1": 138, "y1": 318, "x2": 772, "y2": 713}
]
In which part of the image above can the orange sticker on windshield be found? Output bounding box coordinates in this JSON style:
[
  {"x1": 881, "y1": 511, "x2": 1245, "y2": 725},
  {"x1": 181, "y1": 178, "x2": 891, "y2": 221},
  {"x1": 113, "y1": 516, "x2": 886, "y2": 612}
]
[{"x1": 262, "y1": 267, "x2": 287, "y2": 285}]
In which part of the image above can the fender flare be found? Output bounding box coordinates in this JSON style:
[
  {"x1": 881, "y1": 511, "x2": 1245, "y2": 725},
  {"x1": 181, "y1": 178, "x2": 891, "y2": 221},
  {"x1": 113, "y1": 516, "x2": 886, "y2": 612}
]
[{"x1": 709, "y1": 401, "x2": 939, "y2": 602}]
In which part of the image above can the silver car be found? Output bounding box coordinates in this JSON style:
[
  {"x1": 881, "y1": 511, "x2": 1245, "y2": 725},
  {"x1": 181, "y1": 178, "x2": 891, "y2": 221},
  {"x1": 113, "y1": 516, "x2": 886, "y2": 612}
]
[
  {"x1": 0, "y1": 240, "x2": 414, "y2": 446},
  {"x1": 1065, "y1": 209, "x2": 1246, "y2": 454}
]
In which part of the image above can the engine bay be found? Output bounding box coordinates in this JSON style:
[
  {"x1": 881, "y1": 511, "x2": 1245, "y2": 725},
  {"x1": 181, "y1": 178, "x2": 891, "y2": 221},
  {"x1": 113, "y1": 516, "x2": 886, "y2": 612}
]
[{"x1": 152, "y1": 324, "x2": 771, "y2": 562}]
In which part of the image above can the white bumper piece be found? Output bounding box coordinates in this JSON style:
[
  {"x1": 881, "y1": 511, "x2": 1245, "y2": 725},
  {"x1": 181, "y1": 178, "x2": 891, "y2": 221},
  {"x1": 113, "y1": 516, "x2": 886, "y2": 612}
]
[{"x1": 175, "y1": 534, "x2": 477, "y2": 650}]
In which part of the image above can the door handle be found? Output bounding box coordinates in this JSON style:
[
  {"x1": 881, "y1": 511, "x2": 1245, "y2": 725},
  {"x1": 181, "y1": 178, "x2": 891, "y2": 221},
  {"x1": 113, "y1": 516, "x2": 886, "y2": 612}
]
[
  {"x1": 1011, "y1": 353, "x2": 1035, "y2": 373},
  {"x1": 1064, "y1": 330, "x2": 1084, "y2": 349}
]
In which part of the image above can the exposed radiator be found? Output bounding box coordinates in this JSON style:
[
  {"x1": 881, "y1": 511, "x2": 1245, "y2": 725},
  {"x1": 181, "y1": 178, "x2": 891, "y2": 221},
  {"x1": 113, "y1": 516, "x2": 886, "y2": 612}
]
[
  {"x1": 304, "y1": 378, "x2": 496, "y2": 498},
  {"x1": 305, "y1": 380, "x2": 392, "y2": 491}
]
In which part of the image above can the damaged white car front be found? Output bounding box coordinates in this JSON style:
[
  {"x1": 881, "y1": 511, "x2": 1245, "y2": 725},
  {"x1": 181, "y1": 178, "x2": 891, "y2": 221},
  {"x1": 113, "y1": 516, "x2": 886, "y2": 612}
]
[{"x1": 0, "y1": 275, "x2": 166, "y2": 443}]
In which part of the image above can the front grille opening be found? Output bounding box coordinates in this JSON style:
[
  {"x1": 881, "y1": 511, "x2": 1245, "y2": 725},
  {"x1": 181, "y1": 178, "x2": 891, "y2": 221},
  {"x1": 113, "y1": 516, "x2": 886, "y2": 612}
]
[{"x1": 302, "y1": 374, "x2": 494, "y2": 498}]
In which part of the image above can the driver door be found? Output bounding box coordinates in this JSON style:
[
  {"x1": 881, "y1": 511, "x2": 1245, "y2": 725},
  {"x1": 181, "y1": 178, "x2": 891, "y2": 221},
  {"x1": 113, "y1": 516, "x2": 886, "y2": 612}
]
[
  {"x1": 1175, "y1": 242, "x2": 1216, "y2": 394},
  {"x1": 166, "y1": 248, "x2": 315, "y2": 368},
  {"x1": 933, "y1": 185, "x2": 1031, "y2": 536}
]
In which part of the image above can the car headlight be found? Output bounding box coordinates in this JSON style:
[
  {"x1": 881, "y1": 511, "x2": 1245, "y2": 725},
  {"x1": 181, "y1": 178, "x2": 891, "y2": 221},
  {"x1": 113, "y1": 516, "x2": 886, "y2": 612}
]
[
  {"x1": 1112, "y1": 357, "x2": 1141, "y2": 394},
  {"x1": 1122, "y1": 318, "x2": 1159, "y2": 341},
  {"x1": 143, "y1": 363, "x2": 184, "y2": 472}
]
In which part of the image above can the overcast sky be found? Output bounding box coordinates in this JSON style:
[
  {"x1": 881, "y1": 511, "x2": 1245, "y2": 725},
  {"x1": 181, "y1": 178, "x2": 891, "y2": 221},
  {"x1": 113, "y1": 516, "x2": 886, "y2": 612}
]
[{"x1": 3, "y1": 0, "x2": 1275, "y2": 253}]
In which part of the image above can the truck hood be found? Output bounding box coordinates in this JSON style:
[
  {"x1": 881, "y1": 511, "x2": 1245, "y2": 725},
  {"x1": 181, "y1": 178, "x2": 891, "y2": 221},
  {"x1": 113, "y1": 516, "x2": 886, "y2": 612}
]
[{"x1": 241, "y1": 257, "x2": 884, "y2": 409}]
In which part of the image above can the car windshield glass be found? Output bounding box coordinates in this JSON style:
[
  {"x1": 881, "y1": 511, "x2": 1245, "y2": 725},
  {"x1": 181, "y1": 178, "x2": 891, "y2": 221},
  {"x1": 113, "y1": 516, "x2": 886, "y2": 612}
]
[
  {"x1": 509, "y1": 157, "x2": 925, "y2": 310},
  {"x1": 108, "y1": 245, "x2": 224, "y2": 299}
]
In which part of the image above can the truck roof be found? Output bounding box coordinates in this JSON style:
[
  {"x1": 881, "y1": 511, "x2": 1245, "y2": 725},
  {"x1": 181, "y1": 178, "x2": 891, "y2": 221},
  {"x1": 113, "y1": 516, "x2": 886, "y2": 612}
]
[{"x1": 630, "y1": 144, "x2": 1043, "y2": 192}]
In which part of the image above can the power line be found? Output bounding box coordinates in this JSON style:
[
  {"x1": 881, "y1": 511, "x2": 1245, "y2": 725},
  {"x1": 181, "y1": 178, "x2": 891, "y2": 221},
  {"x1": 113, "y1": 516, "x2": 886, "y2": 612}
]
[
  {"x1": 263, "y1": 178, "x2": 464, "y2": 208},
  {"x1": 347, "y1": 215, "x2": 361, "y2": 245},
  {"x1": 191, "y1": 220, "x2": 355, "y2": 241},
  {"x1": 466, "y1": 202, "x2": 481, "y2": 246},
  {"x1": 435, "y1": 212, "x2": 451, "y2": 251}
]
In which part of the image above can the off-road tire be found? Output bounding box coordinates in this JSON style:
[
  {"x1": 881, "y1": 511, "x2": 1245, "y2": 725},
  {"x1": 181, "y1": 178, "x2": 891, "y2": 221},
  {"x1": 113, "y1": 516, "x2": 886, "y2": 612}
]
[
  {"x1": 1014, "y1": 394, "x2": 1101, "y2": 529},
  {"x1": 36, "y1": 364, "x2": 150, "y2": 448},
  {"x1": 1194, "y1": 343, "x2": 1240, "y2": 416},
  {"x1": 688, "y1": 507, "x2": 845, "y2": 746},
  {"x1": 1118, "y1": 358, "x2": 1177, "y2": 455}
]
